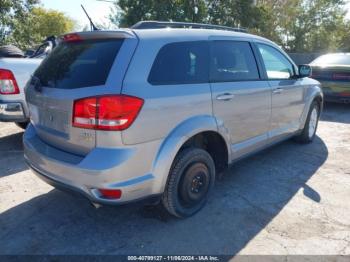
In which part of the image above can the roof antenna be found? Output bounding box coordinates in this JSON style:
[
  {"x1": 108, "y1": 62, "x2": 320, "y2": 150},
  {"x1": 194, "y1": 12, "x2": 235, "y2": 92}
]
[{"x1": 81, "y1": 4, "x2": 99, "y2": 31}]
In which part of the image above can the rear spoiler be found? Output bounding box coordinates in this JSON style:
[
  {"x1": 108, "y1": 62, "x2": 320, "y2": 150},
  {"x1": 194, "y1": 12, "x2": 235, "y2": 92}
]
[{"x1": 60, "y1": 30, "x2": 136, "y2": 42}]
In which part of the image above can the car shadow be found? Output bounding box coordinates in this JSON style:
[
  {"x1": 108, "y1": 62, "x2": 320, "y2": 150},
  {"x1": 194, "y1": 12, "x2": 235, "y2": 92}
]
[
  {"x1": 0, "y1": 131, "x2": 28, "y2": 177},
  {"x1": 0, "y1": 136, "x2": 328, "y2": 255},
  {"x1": 321, "y1": 102, "x2": 350, "y2": 124}
]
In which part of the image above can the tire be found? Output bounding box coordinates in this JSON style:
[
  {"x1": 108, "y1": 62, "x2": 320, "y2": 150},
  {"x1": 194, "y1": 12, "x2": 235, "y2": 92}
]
[
  {"x1": 0, "y1": 45, "x2": 24, "y2": 58},
  {"x1": 295, "y1": 101, "x2": 320, "y2": 144},
  {"x1": 15, "y1": 121, "x2": 29, "y2": 130},
  {"x1": 162, "y1": 148, "x2": 215, "y2": 218}
]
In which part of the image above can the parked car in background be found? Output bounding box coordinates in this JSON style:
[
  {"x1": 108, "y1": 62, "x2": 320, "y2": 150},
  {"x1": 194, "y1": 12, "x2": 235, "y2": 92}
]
[
  {"x1": 0, "y1": 58, "x2": 42, "y2": 128},
  {"x1": 310, "y1": 53, "x2": 350, "y2": 103},
  {"x1": 24, "y1": 21, "x2": 323, "y2": 218},
  {"x1": 0, "y1": 37, "x2": 57, "y2": 128}
]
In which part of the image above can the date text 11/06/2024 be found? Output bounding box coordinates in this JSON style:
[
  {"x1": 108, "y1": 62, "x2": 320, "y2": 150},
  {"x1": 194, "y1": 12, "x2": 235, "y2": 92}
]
[{"x1": 127, "y1": 256, "x2": 220, "y2": 261}]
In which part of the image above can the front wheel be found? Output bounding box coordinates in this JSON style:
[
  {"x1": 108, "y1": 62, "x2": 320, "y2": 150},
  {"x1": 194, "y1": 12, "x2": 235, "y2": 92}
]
[
  {"x1": 162, "y1": 148, "x2": 215, "y2": 218},
  {"x1": 295, "y1": 101, "x2": 320, "y2": 143}
]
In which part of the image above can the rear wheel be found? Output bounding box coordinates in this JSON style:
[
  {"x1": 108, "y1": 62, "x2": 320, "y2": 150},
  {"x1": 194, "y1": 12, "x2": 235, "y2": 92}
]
[
  {"x1": 295, "y1": 101, "x2": 320, "y2": 143},
  {"x1": 162, "y1": 148, "x2": 215, "y2": 218},
  {"x1": 15, "y1": 121, "x2": 28, "y2": 130}
]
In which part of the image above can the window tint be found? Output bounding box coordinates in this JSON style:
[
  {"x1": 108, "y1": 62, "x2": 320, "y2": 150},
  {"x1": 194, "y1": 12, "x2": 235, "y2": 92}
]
[
  {"x1": 148, "y1": 41, "x2": 209, "y2": 85},
  {"x1": 210, "y1": 41, "x2": 259, "y2": 82},
  {"x1": 257, "y1": 44, "x2": 294, "y2": 79},
  {"x1": 34, "y1": 39, "x2": 124, "y2": 89}
]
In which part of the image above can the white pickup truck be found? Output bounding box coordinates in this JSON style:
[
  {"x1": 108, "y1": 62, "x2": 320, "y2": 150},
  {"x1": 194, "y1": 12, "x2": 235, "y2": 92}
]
[
  {"x1": 0, "y1": 58, "x2": 43, "y2": 128},
  {"x1": 0, "y1": 39, "x2": 56, "y2": 128}
]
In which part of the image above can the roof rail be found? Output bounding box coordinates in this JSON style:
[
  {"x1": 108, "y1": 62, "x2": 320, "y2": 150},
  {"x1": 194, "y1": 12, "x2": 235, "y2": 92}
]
[{"x1": 131, "y1": 21, "x2": 247, "y2": 33}]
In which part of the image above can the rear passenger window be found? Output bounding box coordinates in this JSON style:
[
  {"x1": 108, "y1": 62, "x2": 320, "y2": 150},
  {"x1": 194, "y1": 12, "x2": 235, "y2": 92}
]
[
  {"x1": 210, "y1": 41, "x2": 260, "y2": 82},
  {"x1": 148, "y1": 41, "x2": 209, "y2": 85}
]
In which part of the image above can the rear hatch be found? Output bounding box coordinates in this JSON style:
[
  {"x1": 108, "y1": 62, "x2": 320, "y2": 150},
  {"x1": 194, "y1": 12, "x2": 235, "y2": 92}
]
[
  {"x1": 25, "y1": 30, "x2": 138, "y2": 155},
  {"x1": 311, "y1": 65, "x2": 350, "y2": 96}
]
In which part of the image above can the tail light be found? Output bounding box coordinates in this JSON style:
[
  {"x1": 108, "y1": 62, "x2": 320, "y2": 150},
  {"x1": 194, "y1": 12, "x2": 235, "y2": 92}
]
[
  {"x1": 73, "y1": 95, "x2": 144, "y2": 131},
  {"x1": 333, "y1": 73, "x2": 350, "y2": 81},
  {"x1": 0, "y1": 69, "x2": 20, "y2": 95}
]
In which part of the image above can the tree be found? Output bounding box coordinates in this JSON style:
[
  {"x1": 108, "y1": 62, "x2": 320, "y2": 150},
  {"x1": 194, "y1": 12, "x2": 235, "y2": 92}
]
[
  {"x1": 111, "y1": 0, "x2": 275, "y2": 30},
  {"x1": 9, "y1": 7, "x2": 76, "y2": 49},
  {"x1": 338, "y1": 22, "x2": 350, "y2": 52},
  {"x1": 110, "y1": 0, "x2": 350, "y2": 53},
  {"x1": 208, "y1": 0, "x2": 262, "y2": 28},
  {"x1": 0, "y1": 0, "x2": 39, "y2": 44},
  {"x1": 252, "y1": 0, "x2": 300, "y2": 45},
  {"x1": 110, "y1": 0, "x2": 208, "y2": 27},
  {"x1": 255, "y1": 0, "x2": 350, "y2": 52}
]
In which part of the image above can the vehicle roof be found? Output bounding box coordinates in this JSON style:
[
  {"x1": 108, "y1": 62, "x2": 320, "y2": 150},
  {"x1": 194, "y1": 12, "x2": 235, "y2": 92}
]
[
  {"x1": 71, "y1": 28, "x2": 280, "y2": 51},
  {"x1": 318, "y1": 53, "x2": 350, "y2": 56},
  {"x1": 131, "y1": 28, "x2": 274, "y2": 44}
]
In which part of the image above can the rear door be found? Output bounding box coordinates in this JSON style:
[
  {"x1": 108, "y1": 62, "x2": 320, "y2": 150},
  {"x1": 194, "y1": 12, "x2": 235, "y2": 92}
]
[
  {"x1": 120, "y1": 39, "x2": 212, "y2": 145},
  {"x1": 25, "y1": 31, "x2": 137, "y2": 155},
  {"x1": 210, "y1": 39, "x2": 271, "y2": 158},
  {"x1": 256, "y1": 43, "x2": 305, "y2": 138}
]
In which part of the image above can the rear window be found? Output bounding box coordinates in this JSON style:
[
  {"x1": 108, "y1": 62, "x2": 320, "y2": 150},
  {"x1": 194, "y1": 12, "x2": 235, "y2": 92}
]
[
  {"x1": 34, "y1": 39, "x2": 124, "y2": 89},
  {"x1": 148, "y1": 41, "x2": 209, "y2": 85}
]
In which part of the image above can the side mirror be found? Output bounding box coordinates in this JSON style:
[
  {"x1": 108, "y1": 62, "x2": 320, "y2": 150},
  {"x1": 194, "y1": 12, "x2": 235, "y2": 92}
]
[{"x1": 298, "y1": 65, "x2": 312, "y2": 78}]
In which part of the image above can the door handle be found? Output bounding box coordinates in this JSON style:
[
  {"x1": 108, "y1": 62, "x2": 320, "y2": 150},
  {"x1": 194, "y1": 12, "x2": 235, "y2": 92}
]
[
  {"x1": 273, "y1": 88, "x2": 284, "y2": 94},
  {"x1": 216, "y1": 93, "x2": 235, "y2": 101}
]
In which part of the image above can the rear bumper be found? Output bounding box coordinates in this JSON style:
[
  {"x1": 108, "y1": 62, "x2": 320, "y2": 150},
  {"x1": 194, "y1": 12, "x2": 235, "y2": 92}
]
[
  {"x1": 320, "y1": 82, "x2": 350, "y2": 103},
  {"x1": 27, "y1": 161, "x2": 161, "y2": 205},
  {"x1": 23, "y1": 124, "x2": 164, "y2": 205},
  {"x1": 323, "y1": 93, "x2": 350, "y2": 103},
  {"x1": 0, "y1": 101, "x2": 28, "y2": 122}
]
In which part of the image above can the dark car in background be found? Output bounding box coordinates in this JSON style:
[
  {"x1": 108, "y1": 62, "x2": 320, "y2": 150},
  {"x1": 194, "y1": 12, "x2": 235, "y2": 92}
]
[{"x1": 310, "y1": 53, "x2": 350, "y2": 103}]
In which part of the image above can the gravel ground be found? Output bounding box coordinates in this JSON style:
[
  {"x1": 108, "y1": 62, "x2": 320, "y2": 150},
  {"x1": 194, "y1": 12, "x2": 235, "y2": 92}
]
[{"x1": 0, "y1": 103, "x2": 349, "y2": 256}]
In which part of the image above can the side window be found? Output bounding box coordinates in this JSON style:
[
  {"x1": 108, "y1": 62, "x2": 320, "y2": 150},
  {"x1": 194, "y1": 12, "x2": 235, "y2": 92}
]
[
  {"x1": 210, "y1": 41, "x2": 260, "y2": 82},
  {"x1": 148, "y1": 41, "x2": 209, "y2": 85},
  {"x1": 257, "y1": 44, "x2": 294, "y2": 80}
]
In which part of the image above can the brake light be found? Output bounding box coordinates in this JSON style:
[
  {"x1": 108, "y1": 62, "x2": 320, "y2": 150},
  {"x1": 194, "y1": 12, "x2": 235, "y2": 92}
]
[
  {"x1": 72, "y1": 97, "x2": 97, "y2": 129},
  {"x1": 62, "y1": 33, "x2": 82, "y2": 42},
  {"x1": 73, "y1": 95, "x2": 144, "y2": 131},
  {"x1": 0, "y1": 69, "x2": 20, "y2": 95}
]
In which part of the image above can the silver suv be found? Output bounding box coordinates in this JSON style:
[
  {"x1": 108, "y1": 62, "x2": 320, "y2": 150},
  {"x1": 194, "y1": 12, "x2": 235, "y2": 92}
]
[{"x1": 24, "y1": 22, "x2": 323, "y2": 218}]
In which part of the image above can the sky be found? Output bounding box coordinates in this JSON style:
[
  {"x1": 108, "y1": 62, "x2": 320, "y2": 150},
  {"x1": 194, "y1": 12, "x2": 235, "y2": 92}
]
[
  {"x1": 42, "y1": 0, "x2": 350, "y2": 31},
  {"x1": 41, "y1": 0, "x2": 115, "y2": 30},
  {"x1": 346, "y1": 1, "x2": 350, "y2": 19}
]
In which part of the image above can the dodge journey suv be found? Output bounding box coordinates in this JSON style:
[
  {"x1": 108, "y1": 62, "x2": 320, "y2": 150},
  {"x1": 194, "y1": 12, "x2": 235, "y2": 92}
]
[{"x1": 24, "y1": 21, "x2": 323, "y2": 218}]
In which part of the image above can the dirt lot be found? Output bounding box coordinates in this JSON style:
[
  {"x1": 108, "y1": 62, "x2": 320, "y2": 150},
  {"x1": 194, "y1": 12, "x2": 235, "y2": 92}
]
[{"x1": 0, "y1": 103, "x2": 350, "y2": 256}]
